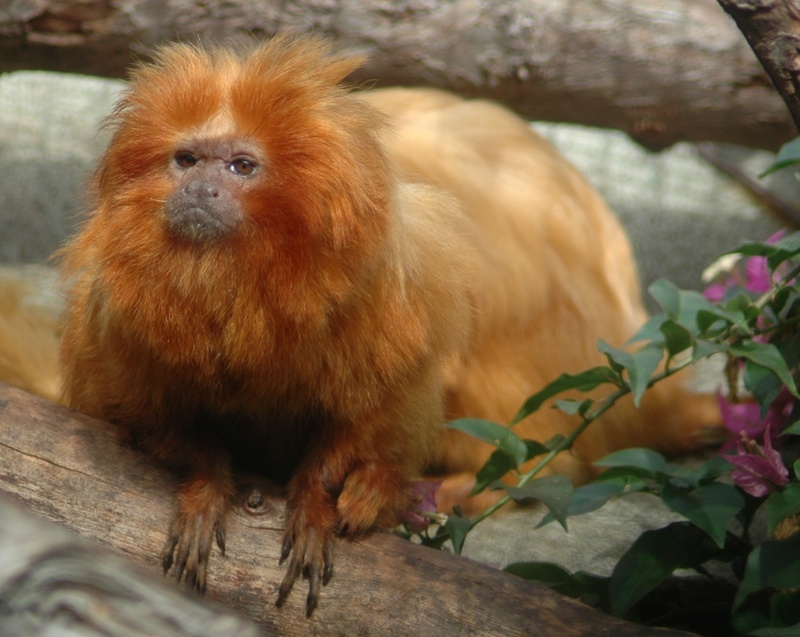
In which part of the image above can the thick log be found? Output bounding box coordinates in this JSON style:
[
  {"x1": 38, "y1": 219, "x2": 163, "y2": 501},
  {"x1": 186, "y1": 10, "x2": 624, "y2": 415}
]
[
  {"x1": 0, "y1": 495, "x2": 263, "y2": 636},
  {"x1": 717, "y1": 0, "x2": 800, "y2": 133},
  {"x1": 0, "y1": 0, "x2": 794, "y2": 150},
  {"x1": 0, "y1": 382, "x2": 692, "y2": 636}
]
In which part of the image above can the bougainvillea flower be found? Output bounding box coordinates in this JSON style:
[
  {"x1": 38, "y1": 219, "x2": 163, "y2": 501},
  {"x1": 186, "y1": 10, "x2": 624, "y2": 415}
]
[
  {"x1": 717, "y1": 392, "x2": 765, "y2": 438},
  {"x1": 398, "y1": 480, "x2": 442, "y2": 532},
  {"x1": 702, "y1": 230, "x2": 787, "y2": 301},
  {"x1": 743, "y1": 253, "x2": 772, "y2": 294},
  {"x1": 719, "y1": 387, "x2": 795, "y2": 439},
  {"x1": 726, "y1": 424, "x2": 789, "y2": 497},
  {"x1": 703, "y1": 280, "x2": 733, "y2": 303}
]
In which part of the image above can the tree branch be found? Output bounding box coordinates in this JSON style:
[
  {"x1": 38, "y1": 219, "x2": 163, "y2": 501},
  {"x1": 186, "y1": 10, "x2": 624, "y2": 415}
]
[
  {"x1": 717, "y1": 0, "x2": 800, "y2": 134},
  {"x1": 0, "y1": 383, "x2": 693, "y2": 636},
  {"x1": 0, "y1": 0, "x2": 794, "y2": 150}
]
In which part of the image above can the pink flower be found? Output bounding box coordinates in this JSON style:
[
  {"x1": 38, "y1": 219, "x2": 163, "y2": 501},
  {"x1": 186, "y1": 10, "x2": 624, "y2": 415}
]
[
  {"x1": 702, "y1": 230, "x2": 787, "y2": 301},
  {"x1": 743, "y1": 254, "x2": 772, "y2": 294},
  {"x1": 398, "y1": 480, "x2": 441, "y2": 533},
  {"x1": 717, "y1": 392, "x2": 764, "y2": 438},
  {"x1": 703, "y1": 280, "x2": 733, "y2": 303},
  {"x1": 718, "y1": 389, "x2": 794, "y2": 440},
  {"x1": 726, "y1": 424, "x2": 789, "y2": 497}
]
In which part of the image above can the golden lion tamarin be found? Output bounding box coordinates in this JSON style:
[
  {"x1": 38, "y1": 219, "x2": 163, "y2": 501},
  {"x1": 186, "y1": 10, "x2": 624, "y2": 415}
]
[{"x1": 56, "y1": 35, "x2": 718, "y2": 615}]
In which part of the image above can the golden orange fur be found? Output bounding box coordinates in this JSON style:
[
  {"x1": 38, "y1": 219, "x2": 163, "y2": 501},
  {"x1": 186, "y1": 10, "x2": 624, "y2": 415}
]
[
  {"x1": 361, "y1": 88, "x2": 719, "y2": 509},
  {"x1": 0, "y1": 267, "x2": 61, "y2": 402},
  {"x1": 53, "y1": 35, "x2": 717, "y2": 613}
]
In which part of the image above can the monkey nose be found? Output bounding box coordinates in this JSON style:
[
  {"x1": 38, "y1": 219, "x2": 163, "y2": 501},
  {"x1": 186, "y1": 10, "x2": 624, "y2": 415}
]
[{"x1": 183, "y1": 181, "x2": 220, "y2": 200}]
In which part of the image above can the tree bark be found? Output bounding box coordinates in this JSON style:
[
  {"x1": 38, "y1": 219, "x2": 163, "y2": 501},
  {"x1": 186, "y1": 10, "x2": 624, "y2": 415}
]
[
  {"x1": 0, "y1": 0, "x2": 794, "y2": 150},
  {"x1": 0, "y1": 382, "x2": 693, "y2": 636},
  {"x1": 0, "y1": 495, "x2": 263, "y2": 637},
  {"x1": 717, "y1": 0, "x2": 800, "y2": 133}
]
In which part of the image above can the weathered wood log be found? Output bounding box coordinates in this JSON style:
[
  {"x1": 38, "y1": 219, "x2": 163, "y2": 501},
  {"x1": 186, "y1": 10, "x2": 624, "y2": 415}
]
[
  {"x1": 0, "y1": 494, "x2": 263, "y2": 636},
  {"x1": 0, "y1": 382, "x2": 693, "y2": 636},
  {"x1": 717, "y1": 0, "x2": 800, "y2": 134},
  {"x1": 0, "y1": 0, "x2": 794, "y2": 150}
]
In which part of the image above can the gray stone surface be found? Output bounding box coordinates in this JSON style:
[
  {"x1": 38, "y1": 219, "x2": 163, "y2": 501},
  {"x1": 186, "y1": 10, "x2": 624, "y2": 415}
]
[{"x1": 0, "y1": 72, "x2": 121, "y2": 263}]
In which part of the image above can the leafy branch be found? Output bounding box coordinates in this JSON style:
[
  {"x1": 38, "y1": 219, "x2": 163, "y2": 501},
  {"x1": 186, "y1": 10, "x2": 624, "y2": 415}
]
[{"x1": 404, "y1": 227, "x2": 800, "y2": 634}]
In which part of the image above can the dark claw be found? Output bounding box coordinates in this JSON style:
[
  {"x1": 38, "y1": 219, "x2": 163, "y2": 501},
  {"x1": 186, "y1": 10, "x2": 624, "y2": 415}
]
[
  {"x1": 276, "y1": 558, "x2": 301, "y2": 608},
  {"x1": 323, "y1": 542, "x2": 334, "y2": 585},
  {"x1": 306, "y1": 566, "x2": 322, "y2": 617},
  {"x1": 279, "y1": 534, "x2": 293, "y2": 565},
  {"x1": 162, "y1": 535, "x2": 177, "y2": 573},
  {"x1": 216, "y1": 526, "x2": 226, "y2": 555},
  {"x1": 275, "y1": 530, "x2": 335, "y2": 616}
]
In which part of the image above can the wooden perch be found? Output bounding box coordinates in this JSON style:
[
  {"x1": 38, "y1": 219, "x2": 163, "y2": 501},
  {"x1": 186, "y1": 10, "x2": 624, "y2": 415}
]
[
  {"x1": 717, "y1": 0, "x2": 800, "y2": 134},
  {"x1": 0, "y1": 494, "x2": 262, "y2": 636},
  {"x1": 0, "y1": 0, "x2": 794, "y2": 150},
  {"x1": 0, "y1": 382, "x2": 694, "y2": 636}
]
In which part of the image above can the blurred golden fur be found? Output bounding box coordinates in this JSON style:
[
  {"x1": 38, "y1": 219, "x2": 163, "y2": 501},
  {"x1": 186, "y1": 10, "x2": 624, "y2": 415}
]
[
  {"x1": 360, "y1": 88, "x2": 719, "y2": 510},
  {"x1": 0, "y1": 267, "x2": 61, "y2": 402},
  {"x1": 0, "y1": 35, "x2": 717, "y2": 612}
]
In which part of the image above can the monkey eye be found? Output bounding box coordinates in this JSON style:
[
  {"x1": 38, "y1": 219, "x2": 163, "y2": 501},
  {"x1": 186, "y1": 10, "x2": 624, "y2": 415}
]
[
  {"x1": 229, "y1": 158, "x2": 257, "y2": 177},
  {"x1": 175, "y1": 152, "x2": 197, "y2": 169}
]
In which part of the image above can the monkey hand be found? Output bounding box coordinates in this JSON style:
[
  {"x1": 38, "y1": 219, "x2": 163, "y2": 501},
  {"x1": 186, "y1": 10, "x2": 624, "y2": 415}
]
[
  {"x1": 276, "y1": 460, "x2": 408, "y2": 616},
  {"x1": 162, "y1": 477, "x2": 230, "y2": 594},
  {"x1": 276, "y1": 487, "x2": 337, "y2": 618}
]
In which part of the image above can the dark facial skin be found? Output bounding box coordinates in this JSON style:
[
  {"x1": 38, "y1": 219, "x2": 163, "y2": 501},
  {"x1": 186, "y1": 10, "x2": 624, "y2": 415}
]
[{"x1": 164, "y1": 138, "x2": 263, "y2": 241}]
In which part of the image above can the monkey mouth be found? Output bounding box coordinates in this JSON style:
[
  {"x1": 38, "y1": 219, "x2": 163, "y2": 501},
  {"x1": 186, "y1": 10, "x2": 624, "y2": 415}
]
[{"x1": 166, "y1": 206, "x2": 240, "y2": 242}]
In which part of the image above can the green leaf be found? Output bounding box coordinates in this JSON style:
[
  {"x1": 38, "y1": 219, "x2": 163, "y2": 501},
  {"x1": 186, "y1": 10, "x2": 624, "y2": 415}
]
[
  {"x1": 594, "y1": 448, "x2": 669, "y2": 478},
  {"x1": 729, "y1": 232, "x2": 800, "y2": 262},
  {"x1": 448, "y1": 418, "x2": 528, "y2": 467},
  {"x1": 672, "y1": 454, "x2": 732, "y2": 487},
  {"x1": 743, "y1": 361, "x2": 785, "y2": 414},
  {"x1": 511, "y1": 367, "x2": 622, "y2": 425},
  {"x1": 658, "y1": 319, "x2": 692, "y2": 360},
  {"x1": 537, "y1": 476, "x2": 648, "y2": 527},
  {"x1": 553, "y1": 398, "x2": 594, "y2": 416},
  {"x1": 472, "y1": 449, "x2": 516, "y2": 495},
  {"x1": 774, "y1": 229, "x2": 800, "y2": 252},
  {"x1": 761, "y1": 137, "x2": 800, "y2": 176},
  {"x1": 734, "y1": 533, "x2": 800, "y2": 611},
  {"x1": 525, "y1": 438, "x2": 554, "y2": 459},
  {"x1": 505, "y1": 562, "x2": 609, "y2": 604},
  {"x1": 769, "y1": 590, "x2": 800, "y2": 630},
  {"x1": 781, "y1": 420, "x2": 800, "y2": 437},
  {"x1": 648, "y1": 279, "x2": 715, "y2": 333},
  {"x1": 444, "y1": 514, "x2": 473, "y2": 556},
  {"x1": 692, "y1": 338, "x2": 728, "y2": 362},
  {"x1": 505, "y1": 562, "x2": 580, "y2": 595},
  {"x1": 661, "y1": 482, "x2": 745, "y2": 548},
  {"x1": 597, "y1": 341, "x2": 663, "y2": 407},
  {"x1": 503, "y1": 475, "x2": 574, "y2": 529},
  {"x1": 766, "y1": 483, "x2": 800, "y2": 537},
  {"x1": 730, "y1": 340, "x2": 799, "y2": 398},
  {"x1": 626, "y1": 314, "x2": 667, "y2": 345},
  {"x1": 696, "y1": 305, "x2": 752, "y2": 338},
  {"x1": 752, "y1": 623, "x2": 800, "y2": 636},
  {"x1": 609, "y1": 522, "x2": 722, "y2": 617},
  {"x1": 742, "y1": 361, "x2": 783, "y2": 418}
]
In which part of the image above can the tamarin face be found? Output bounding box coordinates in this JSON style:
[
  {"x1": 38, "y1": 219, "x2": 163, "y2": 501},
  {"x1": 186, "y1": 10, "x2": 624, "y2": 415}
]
[
  {"x1": 164, "y1": 137, "x2": 262, "y2": 242},
  {"x1": 88, "y1": 40, "x2": 393, "y2": 275}
]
